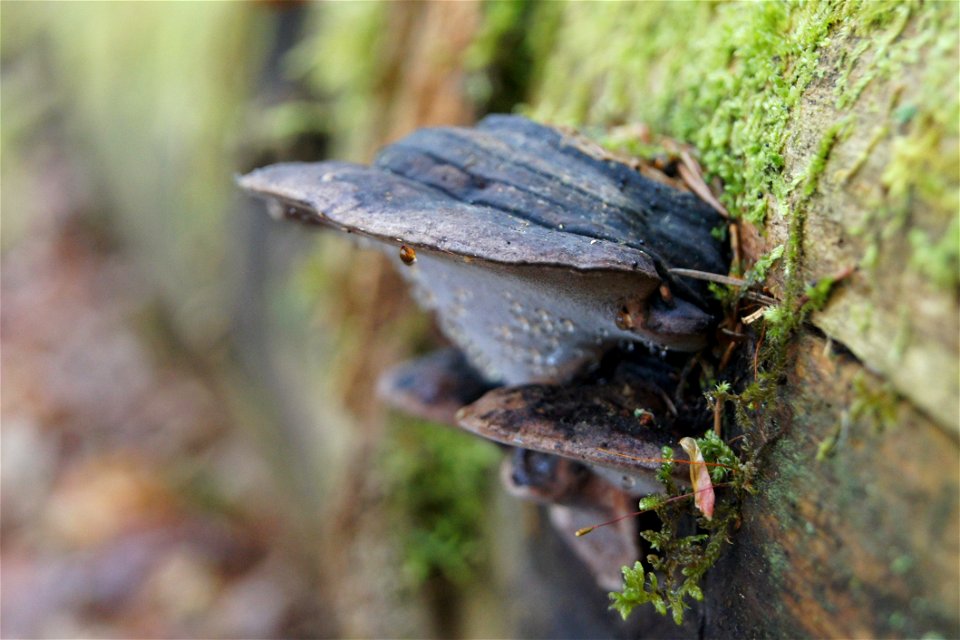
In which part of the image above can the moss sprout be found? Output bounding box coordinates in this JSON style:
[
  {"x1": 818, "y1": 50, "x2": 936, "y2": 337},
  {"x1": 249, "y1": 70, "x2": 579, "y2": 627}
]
[{"x1": 608, "y1": 430, "x2": 757, "y2": 625}]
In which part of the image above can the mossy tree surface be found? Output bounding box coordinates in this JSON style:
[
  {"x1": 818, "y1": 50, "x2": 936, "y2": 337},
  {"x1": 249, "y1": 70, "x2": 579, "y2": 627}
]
[
  {"x1": 14, "y1": 1, "x2": 953, "y2": 635},
  {"x1": 527, "y1": 1, "x2": 958, "y2": 637}
]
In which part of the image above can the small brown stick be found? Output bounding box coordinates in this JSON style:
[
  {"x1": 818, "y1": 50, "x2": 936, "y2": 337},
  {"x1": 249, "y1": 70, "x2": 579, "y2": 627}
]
[
  {"x1": 669, "y1": 268, "x2": 748, "y2": 287},
  {"x1": 677, "y1": 150, "x2": 730, "y2": 219},
  {"x1": 672, "y1": 269, "x2": 780, "y2": 306},
  {"x1": 742, "y1": 307, "x2": 767, "y2": 325},
  {"x1": 753, "y1": 323, "x2": 767, "y2": 381},
  {"x1": 729, "y1": 220, "x2": 742, "y2": 276},
  {"x1": 713, "y1": 394, "x2": 724, "y2": 436},
  {"x1": 644, "y1": 380, "x2": 678, "y2": 417},
  {"x1": 674, "y1": 354, "x2": 701, "y2": 406},
  {"x1": 742, "y1": 291, "x2": 780, "y2": 306},
  {"x1": 597, "y1": 448, "x2": 738, "y2": 471},
  {"x1": 717, "y1": 339, "x2": 738, "y2": 374},
  {"x1": 720, "y1": 327, "x2": 747, "y2": 339},
  {"x1": 575, "y1": 482, "x2": 735, "y2": 537}
]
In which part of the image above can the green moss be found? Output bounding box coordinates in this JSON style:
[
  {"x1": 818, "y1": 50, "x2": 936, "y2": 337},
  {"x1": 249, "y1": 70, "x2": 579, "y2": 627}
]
[
  {"x1": 800, "y1": 120, "x2": 851, "y2": 198},
  {"x1": 607, "y1": 430, "x2": 757, "y2": 625},
  {"x1": 746, "y1": 245, "x2": 785, "y2": 285},
  {"x1": 762, "y1": 541, "x2": 790, "y2": 585},
  {"x1": 532, "y1": 1, "x2": 958, "y2": 290},
  {"x1": 289, "y1": 2, "x2": 390, "y2": 160},
  {"x1": 849, "y1": 371, "x2": 900, "y2": 432},
  {"x1": 770, "y1": 122, "x2": 848, "y2": 342},
  {"x1": 380, "y1": 417, "x2": 500, "y2": 586},
  {"x1": 532, "y1": 1, "x2": 852, "y2": 227},
  {"x1": 834, "y1": 3, "x2": 913, "y2": 110}
]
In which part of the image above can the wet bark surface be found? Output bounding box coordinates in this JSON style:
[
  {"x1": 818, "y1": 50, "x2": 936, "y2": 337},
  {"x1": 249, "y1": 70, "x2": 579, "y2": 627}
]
[{"x1": 705, "y1": 334, "x2": 959, "y2": 639}]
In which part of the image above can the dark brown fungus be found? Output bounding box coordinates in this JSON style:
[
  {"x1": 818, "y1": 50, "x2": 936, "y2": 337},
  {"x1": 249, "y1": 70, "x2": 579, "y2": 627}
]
[
  {"x1": 502, "y1": 450, "x2": 638, "y2": 591},
  {"x1": 455, "y1": 363, "x2": 689, "y2": 491},
  {"x1": 377, "y1": 348, "x2": 494, "y2": 426},
  {"x1": 378, "y1": 345, "x2": 686, "y2": 489},
  {"x1": 238, "y1": 115, "x2": 727, "y2": 386},
  {"x1": 240, "y1": 115, "x2": 728, "y2": 590},
  {"x1": 501, "y1": 449, "x2": 591, "y2": 504},
  {"x1": 378, "y1": 348, "x2": 653, "y2": 589}
]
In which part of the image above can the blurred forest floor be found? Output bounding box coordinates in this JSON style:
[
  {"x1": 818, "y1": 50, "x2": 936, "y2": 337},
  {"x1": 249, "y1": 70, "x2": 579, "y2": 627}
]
[{"x1": 1, "y1": 150, "x2": 333, "y2": 637}]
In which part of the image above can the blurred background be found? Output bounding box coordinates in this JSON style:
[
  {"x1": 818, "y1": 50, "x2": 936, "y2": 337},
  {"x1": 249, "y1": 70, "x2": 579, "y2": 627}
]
[{"x1": 1, "y1": 3, "x2": 627, "y2": 638}]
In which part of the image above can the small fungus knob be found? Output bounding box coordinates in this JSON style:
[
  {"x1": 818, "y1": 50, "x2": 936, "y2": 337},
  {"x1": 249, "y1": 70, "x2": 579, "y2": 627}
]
[{"x1": 615, "y1": 307, "x2": 635, "y2": 331}]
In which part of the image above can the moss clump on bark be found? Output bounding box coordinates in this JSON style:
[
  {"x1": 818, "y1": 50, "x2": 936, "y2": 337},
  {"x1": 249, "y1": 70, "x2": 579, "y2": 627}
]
[{"x1": 608, "y1": 432, "x2": 756, "y2": 625}]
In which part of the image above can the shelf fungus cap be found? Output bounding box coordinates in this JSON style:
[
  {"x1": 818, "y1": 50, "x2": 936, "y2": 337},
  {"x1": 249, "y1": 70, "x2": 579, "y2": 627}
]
[
  {"x1": 496, "y1": 449, "x2": 641, "y2": 591},
  {"x1": 455, "y1": 366, "x2": 689, "y2": 488},
  {"x1": 376, "y1": 348, "x2": 494, "y2": 426},
  {"x1": 239, "y1": 115, "x2": 727, "y2": 384},
  {"x1": 378, "y1": 348, "x2": 685, "y2": 490}
]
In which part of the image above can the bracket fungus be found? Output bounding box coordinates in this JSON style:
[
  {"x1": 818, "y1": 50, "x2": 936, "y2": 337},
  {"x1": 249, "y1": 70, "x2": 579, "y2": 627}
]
[
  {"x1": 502, "y1": 449, "x2": 640, "y2": 591},
  {"x1": 239, "y1": 115, "x2": 728, "y2": 589},
  {"x1": 239, "y1": 115, "x2": 724, "y2": 384}
]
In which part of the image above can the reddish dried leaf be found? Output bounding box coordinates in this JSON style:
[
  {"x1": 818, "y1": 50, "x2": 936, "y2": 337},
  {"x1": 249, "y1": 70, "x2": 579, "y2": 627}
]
[{"x1": 679, "y1": 437, "x2": 714, "y2": 520}]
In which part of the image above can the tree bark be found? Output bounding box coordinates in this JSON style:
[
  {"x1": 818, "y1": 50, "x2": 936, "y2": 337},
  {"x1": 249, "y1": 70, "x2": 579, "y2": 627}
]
[{"x1": 526, "y1": 2, "x2": 960, "y2": 636}]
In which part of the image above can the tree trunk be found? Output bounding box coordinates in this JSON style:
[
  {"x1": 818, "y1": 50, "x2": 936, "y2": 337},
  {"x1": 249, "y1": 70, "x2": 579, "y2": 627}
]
[{"x1": 524, "y1": 2, "x2": 959, "y2": 636}]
